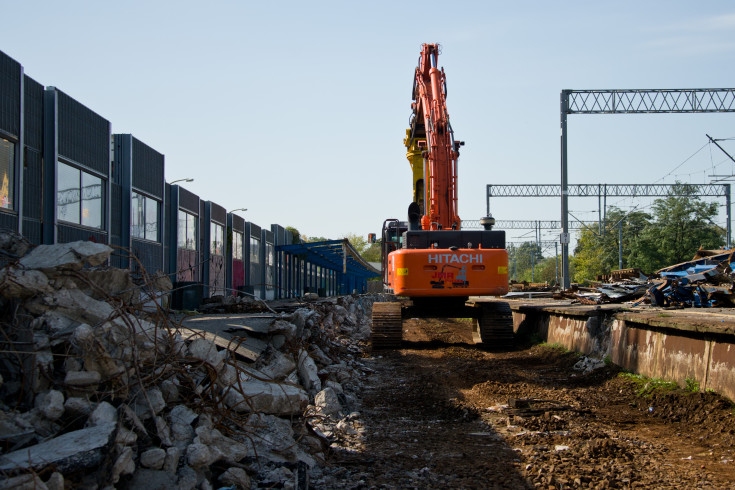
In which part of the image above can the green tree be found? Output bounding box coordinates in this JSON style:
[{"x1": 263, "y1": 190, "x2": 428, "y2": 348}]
[
  {"x1": 535, "y1": 255, "x2": 561, "y2": 285},
  {"x1": 572, "y1": 207, "x2": 651, "y2": 282},
  {"x1": 303, "y1": 235, "x2": 330, "y2": 242},
  {"x1": 343, "y1": 233, "x2": 381, "y2": 262},
  {"x1": 508, "y1": 242, "x2": 543, "y2": 282},
  {"x1": 628, "y1": 184, "x2": 724, "y2": 272},
  {"x1": 285, "y1": 226, "x2": 301, "y2": 244}
]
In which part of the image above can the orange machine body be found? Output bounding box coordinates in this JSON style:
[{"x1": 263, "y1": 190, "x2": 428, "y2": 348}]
[{"x1": 386, "y1": 248, "x2": 509, "y2": 297}]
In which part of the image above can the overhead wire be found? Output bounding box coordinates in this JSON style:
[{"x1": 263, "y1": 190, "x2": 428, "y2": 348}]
[
  {"x1": 607, "y1": 139, "x2": 730, "y2": 209},
  {"x1": 653, "y1": 142, "x2": 709, "y2": 184}
]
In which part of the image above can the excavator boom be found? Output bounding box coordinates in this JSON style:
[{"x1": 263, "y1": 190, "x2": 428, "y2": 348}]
[{"x1": 407, "y1": 43, "x2": 461, "y2": 231}]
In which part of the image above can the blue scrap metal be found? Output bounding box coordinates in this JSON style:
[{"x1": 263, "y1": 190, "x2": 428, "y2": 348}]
[
  {"x1": 642, "y1": 249, "x2": 735, "y2": 308},
  {"x1": 645, "y1": 279, "x2": 715, "y2": 307}
]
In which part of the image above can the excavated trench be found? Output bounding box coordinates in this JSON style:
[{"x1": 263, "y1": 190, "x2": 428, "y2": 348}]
[{"x1": 319, "y1": 317, "x2": 735, "y2": 489}]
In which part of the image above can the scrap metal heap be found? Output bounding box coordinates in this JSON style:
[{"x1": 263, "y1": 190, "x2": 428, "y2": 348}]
[{"x1": 559, "y1": 249, "x2": 735, "y2": 308}]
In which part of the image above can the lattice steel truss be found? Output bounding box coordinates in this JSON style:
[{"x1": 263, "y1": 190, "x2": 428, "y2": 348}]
[
  {"x1": 487, "y1": 183, "x2": 728, "y2": 198},
  {"x1": 567, "y1": 89, "x2": 735, "y2": 114},
  {"x1": 464, "y1": 219, "x2": 596, "y2": 230},
  {"x1": 508, "y1": 240, "x2": 558, "y2": 247}
]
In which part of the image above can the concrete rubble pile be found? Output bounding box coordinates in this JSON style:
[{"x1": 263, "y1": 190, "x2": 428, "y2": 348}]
[{"x1": 0, "y1": 232, "x2": 384, "y2": 489}]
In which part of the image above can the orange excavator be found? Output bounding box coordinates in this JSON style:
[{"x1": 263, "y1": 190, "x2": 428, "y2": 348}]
[{"x1": 372, "y1": 43, "x2": 512, "y2": 349}]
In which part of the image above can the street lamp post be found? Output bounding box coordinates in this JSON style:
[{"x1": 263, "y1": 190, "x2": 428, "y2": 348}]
[
  {"x1": 170, "y1": 178, "x2": 194, "y2": 185},
  {"x1": 230, "y1": 208, "x2": 247, "y2": 214}
]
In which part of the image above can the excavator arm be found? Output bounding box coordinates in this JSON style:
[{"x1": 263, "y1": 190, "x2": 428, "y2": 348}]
[{"x1": 406, "y1": 43, "x2": 463, "y2": 231}]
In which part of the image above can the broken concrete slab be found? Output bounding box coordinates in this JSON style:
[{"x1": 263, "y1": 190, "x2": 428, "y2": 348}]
[
  {"x1": 0, "y1": 421, "x2": 116, "y2": 472},
  {"x1": 88, "y1": 401, "x2": 117, "y2": 426},
  {"x1": 19, "y1": 240, "x2": 113, "y2": 273},
  {"x1": 258, "y1": 349, "x2": 297, "y2": 381},
  {"x1": 27, "y1": 287, "x2": 115, "y2": 326},
  {"x1": 0, "y1": 268, "x2": 52, "y2": 299},
  {"x1": 244, "y1": 413, "x2": 315, "y2": 467},
  {"x1": 193, "y1": 426, "x2": 248, "y2": 464},
  {"x1": 111, "y1": 445, "x2": 135, "y2": 483},
  {"x1": 185, "y1": 442, "x2": 215, "y2": 468},
  {"x1": 187, "y1": 338, "x2": 227, "y2": 371},
  {"x1": 0, "y1": 230, "x2": 31, "y2": 259},
  {"x1": 132, "y1": 387, "x2": 167, "y2": 420},
  {"x1": 140, "y1": 447, "x2": 166, "y2": 469},
  {"x1": 0, "y1": 473, "x2": 48, "y2": 490},
  {"x1": 179, "y1": 326, "x2": 267, "y2": 362},
  {"x1": 315, "y1": 387, "x2": 342, "y2": 416},
  {"x1": 35, "y1": 390, "x2": 64, "y2": 421},
  {"x1": 83, "y1": 268, "x2": 137, "y2": 303},
  {"x1": 223, "y1": 374, "x2": 308, "y2": 416},
  {"x1": 298, "y1": 349, "x2": 321, "y2": 394},
  {"x1": 269, "y1": 319, "x2": 297, "y2": 339}
]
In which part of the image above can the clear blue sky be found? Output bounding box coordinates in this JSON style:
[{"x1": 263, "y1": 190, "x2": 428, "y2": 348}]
[{"x1": 2, "y1": 1, "x2": 733, "y2": 251}]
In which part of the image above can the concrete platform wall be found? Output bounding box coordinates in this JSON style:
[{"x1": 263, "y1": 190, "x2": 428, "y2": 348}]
[{"x1": 513, "y1": 308, "x2": 735, "y2": 401}]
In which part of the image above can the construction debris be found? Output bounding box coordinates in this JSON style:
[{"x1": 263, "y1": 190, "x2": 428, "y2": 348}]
[
  {"x1": 509, "y1": 281, "x2": 554, "y2": 293},
  {"x1": 639, "y1": 249, "x2": 735, "y2": 307},
  {"x1": 561, "y1": 249, "x2": 735, "y2": 308},
  {"x1": 0, "y1": 231, "x2": 384, "y2": 488}
]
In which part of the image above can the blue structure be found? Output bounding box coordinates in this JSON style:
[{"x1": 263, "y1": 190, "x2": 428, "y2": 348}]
[
  {"x1": 0, "y1": 49, "x2": 379, "y2": 304},
  {"x1": 277, "y1": 239, "x2": 378, "y2": 295}
]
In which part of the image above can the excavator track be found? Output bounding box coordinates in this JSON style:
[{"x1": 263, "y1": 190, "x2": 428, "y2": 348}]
[
  {"x1": 371, "y1": 302, "x2": 403, "y2": 350},
  {"x1": 472, "y1": 301, "x2": 514, "y2": 348}
]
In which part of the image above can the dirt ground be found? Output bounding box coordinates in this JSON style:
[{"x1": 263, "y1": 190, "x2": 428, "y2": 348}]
[{"x1": 318, "y1": 317, "x2": 735, "y2": 489}]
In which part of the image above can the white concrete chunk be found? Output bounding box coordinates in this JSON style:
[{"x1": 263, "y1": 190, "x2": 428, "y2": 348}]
[
  {"x1": 36, "y1": 390, "x2": 64, "y2": 421},
  {"x1": 223, "y1": 375, "x2": 308, "y2": 415},
  {"x1": 19, "y1": 241, "x2": 113, "y2": 272},
  {"x1": 188, "y1": 338, "x2": 227, "y2": 371},
  {"x1": 0, "y1": 268, "x2": 52, "y2": 299},
  {"x1": 64, "y1": 397, "x2": 92, "y2": 418},
  {"x1": 88, "y1": 401, "x2": 117, "y2": 426},
  {"x1": 194, "y1": 426, "x2": 248, "y2": 464},
  {"x1": 186, "y1": 442, "x2": 215, "y2": 468},
  {"x1": 140, "y1": 447, "x2": 167, "y2": 469},
  {"x1": 298, "y1": 349, "x2": 321, "y2": 394},
  {"x1": 164, "y1": 446, "x2": 181, "y2": 474},
  {"x1": 169, "y1": 404, "x2": 198, "y2": 426},
  {"x1": 64, "y1": 370, "x2": 101, "y2": 387},
  {"x1": 111, "y1": 446, "x2": 135, "y2": 483},
  {"x1": 133, "y1": 387, "x2": 166, "y2": 419},
  {"x1": 29, "y1": 288, "x2": 114, "y2": 326},
  {"x1": 244, "y1": 413, "x2": 315, "y2": 467},
  {"x1": 0, "y1": 422, "x2": 116, "y2": 472},
  {"x1": 260, "y1": 350, "x2": 297, "y2": 381},
  {"x1": 315, "y1": 387, "x2": 342, "y2": 416}
]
